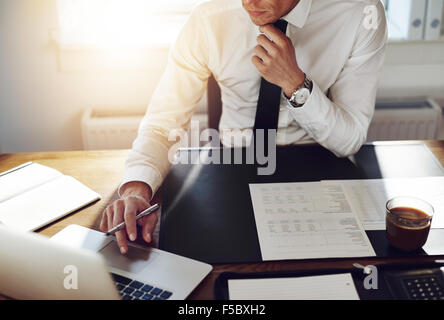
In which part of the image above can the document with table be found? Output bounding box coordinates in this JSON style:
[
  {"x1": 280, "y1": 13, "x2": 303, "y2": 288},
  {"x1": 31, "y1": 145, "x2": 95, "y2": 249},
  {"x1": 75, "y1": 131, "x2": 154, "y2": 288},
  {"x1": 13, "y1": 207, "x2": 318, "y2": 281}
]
[{"x1": 249, "y1": 182, "x2": 376, "y2": 261}]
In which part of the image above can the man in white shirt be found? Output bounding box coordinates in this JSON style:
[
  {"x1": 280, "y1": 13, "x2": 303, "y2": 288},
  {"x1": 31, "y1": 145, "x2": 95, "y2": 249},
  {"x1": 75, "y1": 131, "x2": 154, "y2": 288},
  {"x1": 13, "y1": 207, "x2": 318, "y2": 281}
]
[{"x1": 100, "y1": 0, "x2": 387, "y2": 254}]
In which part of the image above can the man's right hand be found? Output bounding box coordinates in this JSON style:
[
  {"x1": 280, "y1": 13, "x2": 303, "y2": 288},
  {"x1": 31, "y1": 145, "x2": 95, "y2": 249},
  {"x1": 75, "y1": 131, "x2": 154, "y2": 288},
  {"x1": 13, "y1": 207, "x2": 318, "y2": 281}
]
[{"x1": 99, "y1": 181, "x2": 157, "y2": 255}]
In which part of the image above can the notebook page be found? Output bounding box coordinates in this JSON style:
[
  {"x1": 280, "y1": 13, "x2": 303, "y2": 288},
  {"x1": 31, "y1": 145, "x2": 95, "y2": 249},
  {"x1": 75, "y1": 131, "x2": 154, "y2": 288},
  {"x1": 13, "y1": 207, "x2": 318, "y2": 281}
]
[
  {"x1": 0, "y1": 163, "x2": 62, "y2": 203},
  {"x1": 0, "y1": 175, "x2": 100, "y2": 231},
  {"x1": 228, "y1": 273, "x2": 359, "y2": 300}
]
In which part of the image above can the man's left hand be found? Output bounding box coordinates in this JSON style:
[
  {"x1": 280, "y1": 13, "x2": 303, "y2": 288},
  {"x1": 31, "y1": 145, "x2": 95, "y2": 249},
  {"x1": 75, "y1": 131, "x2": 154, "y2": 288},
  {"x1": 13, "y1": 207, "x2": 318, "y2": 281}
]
[{"x1": 252, "y1": 24, "x2": 305, "y2": 98}]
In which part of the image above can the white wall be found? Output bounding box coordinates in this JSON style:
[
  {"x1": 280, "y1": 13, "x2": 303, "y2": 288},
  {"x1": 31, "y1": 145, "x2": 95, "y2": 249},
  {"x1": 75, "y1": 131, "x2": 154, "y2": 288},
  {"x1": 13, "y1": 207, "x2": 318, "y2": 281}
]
[
  {"x1": 0, "y1": 0, "x2": 165, "y2": 153},
  {"x1": 378, "y1": 41, "x2": 444, "y2": 99},
  {"x1": 1, "y1": 0, "x2": 444, "y2": 153}
]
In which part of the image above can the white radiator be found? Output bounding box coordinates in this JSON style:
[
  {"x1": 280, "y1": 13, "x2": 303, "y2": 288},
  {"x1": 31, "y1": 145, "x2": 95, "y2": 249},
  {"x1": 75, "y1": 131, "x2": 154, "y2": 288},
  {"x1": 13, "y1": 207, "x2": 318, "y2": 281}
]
[
  {"x1": 81, "y1": 108, "x2": 208, "y2": 150},
  {"x1": 81, "y1": 108, "x2": 143, "y2": 150},
  {"x1": 81, "y1": 99, "x2": 443, "y2": 150},
  {"x1": 367, "y1": 98, "x2": 442, "y2": 141}
]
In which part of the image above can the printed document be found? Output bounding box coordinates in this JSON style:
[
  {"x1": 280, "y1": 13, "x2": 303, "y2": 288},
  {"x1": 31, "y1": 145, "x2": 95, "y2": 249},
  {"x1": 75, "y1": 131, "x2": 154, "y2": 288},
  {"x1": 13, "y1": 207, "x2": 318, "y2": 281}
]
[
  {"x1": 249, "y1": 182, "x2": 376, "y2": 261},
  {"x1": 322, "y1": 177, "x2": 444, "y2": 230}
]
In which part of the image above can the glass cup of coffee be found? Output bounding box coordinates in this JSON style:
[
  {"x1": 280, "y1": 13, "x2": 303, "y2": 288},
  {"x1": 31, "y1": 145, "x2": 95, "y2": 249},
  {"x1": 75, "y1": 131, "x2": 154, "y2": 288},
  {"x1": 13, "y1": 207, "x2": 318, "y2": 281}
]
[{"x1": 386, "y1": 196, "x2": 434, "y2": 251}]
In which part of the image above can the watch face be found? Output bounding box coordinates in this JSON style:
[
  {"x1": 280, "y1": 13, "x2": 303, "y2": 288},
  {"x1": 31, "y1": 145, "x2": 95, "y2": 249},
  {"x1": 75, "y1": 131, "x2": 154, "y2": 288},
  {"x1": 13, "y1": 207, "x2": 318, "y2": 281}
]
[{"x1": 295, "y1": 88, "x2": 311, "y2": 105}]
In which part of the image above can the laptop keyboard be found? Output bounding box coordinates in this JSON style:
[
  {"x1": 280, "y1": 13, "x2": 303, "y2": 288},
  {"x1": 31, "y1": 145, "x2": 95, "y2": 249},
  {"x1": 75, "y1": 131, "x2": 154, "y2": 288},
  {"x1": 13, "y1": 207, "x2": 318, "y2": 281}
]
[{"x1": 111, "y1": 273, "x2": 173, "y2": 300}]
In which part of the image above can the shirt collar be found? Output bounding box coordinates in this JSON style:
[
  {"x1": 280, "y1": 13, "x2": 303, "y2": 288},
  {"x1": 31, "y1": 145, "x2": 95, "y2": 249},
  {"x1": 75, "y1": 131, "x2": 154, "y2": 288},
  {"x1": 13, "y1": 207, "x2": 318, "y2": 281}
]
[{"x1": 282, "y1": 0, "x2": 312, "y2": 28}]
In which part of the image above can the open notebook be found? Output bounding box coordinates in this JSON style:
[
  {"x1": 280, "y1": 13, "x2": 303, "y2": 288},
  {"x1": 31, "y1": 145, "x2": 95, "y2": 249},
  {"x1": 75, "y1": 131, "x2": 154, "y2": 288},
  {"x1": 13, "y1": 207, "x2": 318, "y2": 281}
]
[{"x1": 0, "y1": 162, "x2": 100, "y2": 231}]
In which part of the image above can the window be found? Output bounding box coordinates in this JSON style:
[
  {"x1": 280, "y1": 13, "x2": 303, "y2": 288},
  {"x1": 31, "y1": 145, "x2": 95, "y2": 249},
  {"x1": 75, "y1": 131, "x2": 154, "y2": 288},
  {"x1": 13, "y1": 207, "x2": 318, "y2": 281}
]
[{"x1": 56, "y1": 0, "x2": 203, "y2": 49}]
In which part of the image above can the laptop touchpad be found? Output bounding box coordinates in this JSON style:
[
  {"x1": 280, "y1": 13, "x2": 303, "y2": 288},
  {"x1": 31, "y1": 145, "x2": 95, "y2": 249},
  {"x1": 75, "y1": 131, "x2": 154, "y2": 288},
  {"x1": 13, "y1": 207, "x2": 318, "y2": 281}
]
[{"x1": 99, "y1": 240, "x2": 158, "y2": 274}]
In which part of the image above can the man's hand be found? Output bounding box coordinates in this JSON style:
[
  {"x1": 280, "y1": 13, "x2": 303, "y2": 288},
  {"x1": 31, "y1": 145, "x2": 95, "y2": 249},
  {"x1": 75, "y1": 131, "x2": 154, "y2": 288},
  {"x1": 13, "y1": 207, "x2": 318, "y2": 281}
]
[
  {"x1": 99, "y1": 181, "x2": 157, "y2": 255},
  {"x1": 252, "y1": 24, "x2": 305, "y2": 98}
]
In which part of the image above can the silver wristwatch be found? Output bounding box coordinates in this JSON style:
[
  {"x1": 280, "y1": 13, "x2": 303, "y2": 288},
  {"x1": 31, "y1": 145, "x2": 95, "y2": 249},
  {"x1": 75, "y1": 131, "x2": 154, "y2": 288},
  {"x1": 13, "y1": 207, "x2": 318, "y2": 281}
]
[{"x1": 285, "y1": 75, "x2": 313, "y2": 108}]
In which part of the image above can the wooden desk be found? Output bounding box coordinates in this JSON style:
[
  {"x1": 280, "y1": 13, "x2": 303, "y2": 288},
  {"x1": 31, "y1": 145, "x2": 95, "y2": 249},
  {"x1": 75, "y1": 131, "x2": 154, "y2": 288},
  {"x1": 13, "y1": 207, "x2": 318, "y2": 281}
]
[{"x1": 1, "y1": 141, "x2": 444, "y2": 300}]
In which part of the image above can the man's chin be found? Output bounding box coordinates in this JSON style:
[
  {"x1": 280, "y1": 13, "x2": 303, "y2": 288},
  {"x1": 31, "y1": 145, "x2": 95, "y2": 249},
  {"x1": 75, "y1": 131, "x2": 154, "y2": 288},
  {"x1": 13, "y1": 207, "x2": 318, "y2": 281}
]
[{"x1": 248, "y1": 16, "x2": 271, "y2": 26}]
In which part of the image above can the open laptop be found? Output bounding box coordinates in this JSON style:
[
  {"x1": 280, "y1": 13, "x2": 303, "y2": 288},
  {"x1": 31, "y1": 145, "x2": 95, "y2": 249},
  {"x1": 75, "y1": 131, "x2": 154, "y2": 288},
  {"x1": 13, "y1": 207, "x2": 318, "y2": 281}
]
[{"x1": 0, "y1": 224, "x2": 212, "y2": 300}]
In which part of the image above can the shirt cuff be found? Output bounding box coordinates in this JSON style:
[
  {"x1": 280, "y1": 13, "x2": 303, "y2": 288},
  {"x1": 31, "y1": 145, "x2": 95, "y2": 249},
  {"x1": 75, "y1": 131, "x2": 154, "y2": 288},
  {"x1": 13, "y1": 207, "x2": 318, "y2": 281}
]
[
  {"x1": 118, "y1": 164, "x2": 163, "y2": 201},
  {"x1": 286, "y1": 81, "x2": 320, "y2": 123},
  {"x1": 285, "y1": 81, "x2": 330, "y2": 141}
]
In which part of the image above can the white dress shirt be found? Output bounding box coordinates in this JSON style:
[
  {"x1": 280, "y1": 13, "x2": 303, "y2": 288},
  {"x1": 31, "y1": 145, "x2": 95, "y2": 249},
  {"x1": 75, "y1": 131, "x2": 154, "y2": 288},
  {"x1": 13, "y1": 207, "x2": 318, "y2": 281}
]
[{"x1": 121, "y1": 0, "x2": 388, "y2": 197}]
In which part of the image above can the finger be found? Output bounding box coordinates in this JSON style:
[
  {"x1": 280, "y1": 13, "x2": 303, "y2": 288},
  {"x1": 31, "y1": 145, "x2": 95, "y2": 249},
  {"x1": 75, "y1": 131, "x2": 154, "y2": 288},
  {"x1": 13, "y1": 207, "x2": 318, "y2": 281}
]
[
  {"x1": 124, "y1": 202, "x2": 138, "y2": 242},
  {"x1": 256, "y1": 34, "x2": 277, "y2": 55},
  {"x1": 259, "y1": 24, "x2": 287, "y2": 47},
  {"x1": 137, "y1": 214, "x2": 147, "y2": 226},
  {"x1": 115, "y1": 230, "x2": 128, "y2": 255},
  {"x1": 99, "y1": 207, "x2": 109, "y2": 232},
  {"x1": 113, "y1": 201, "x2": 128, "y2": 254},
  {"x1": 141, "y1": 213, "x2": 158, "y2": 243},
  {"x1": 106, "y1": 207, "x2": 114, "y2": 233},
  {"x1": 253, "y1": 45, "x2": 270, "y2": 63},
  {"x1": 251, "y1": 55, "x2": 265, "y2": 71}
]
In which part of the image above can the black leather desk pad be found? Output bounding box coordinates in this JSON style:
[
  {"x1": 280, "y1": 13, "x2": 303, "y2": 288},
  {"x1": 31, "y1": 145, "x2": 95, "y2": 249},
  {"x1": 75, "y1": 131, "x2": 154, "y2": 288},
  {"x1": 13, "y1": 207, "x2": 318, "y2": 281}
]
[{"x1": 159, "y1": 142, "x2": 444, "y2": 264}]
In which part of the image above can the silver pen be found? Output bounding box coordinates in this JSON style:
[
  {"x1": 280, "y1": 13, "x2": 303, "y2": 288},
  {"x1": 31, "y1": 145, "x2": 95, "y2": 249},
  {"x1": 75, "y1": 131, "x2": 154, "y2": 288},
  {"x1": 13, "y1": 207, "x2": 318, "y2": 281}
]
[{"x1": 105, "y1": 203, "x2": 160, "y2": 236}]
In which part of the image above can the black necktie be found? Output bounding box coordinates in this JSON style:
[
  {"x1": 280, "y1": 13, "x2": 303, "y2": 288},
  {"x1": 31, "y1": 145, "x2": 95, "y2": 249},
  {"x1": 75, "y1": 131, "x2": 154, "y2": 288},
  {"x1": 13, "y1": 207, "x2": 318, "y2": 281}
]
[{"x1": 253, "y1": 19, "x2": 288, "y2": 143}]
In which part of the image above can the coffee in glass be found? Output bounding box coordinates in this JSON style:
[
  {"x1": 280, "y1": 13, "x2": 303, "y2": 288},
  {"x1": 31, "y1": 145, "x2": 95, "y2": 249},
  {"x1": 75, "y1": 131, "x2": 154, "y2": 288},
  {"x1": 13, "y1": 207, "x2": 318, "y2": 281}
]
[{"x1": 386, "y1": 197, "x2": 434, "y2": 251}]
